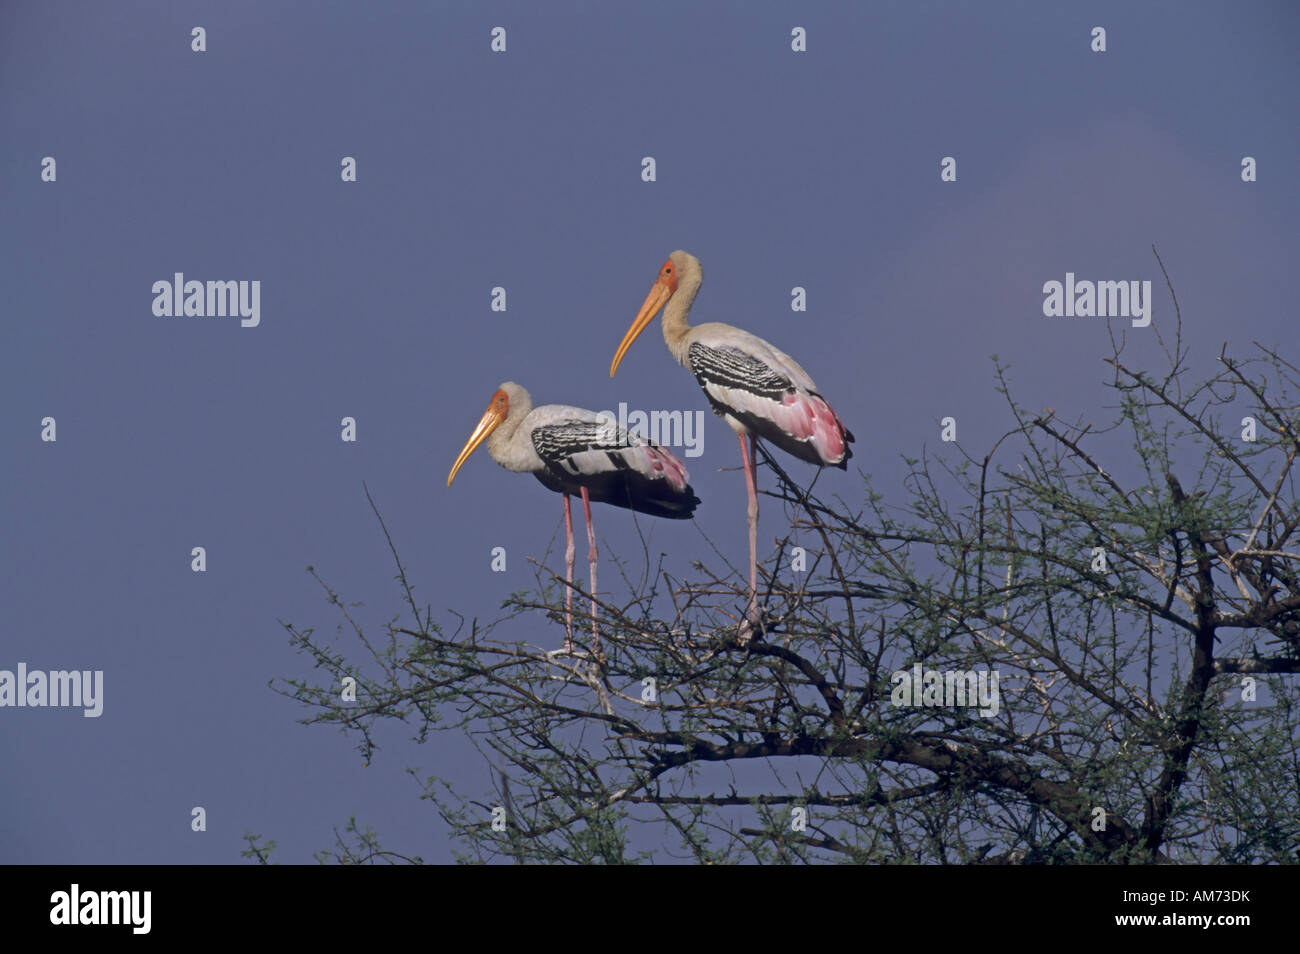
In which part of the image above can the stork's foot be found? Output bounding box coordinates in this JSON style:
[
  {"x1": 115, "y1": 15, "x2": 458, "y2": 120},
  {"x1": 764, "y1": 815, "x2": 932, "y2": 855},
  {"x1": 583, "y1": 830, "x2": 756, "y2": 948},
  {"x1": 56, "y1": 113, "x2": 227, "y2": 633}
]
[
  {"x1": 737, "y1": 619, "x2": 756, "y2": 646},
  {"x1": 547, "y1": 640, "x2": 603, "y2": 665},
  {"x1": 737, "y1": 602, "x2": 762, "y2": 646}
]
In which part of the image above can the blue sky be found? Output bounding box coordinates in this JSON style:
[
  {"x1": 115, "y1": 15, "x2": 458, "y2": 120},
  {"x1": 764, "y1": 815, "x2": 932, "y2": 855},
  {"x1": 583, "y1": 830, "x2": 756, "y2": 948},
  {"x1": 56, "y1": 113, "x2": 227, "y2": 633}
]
[{"x1": 1, "y1": 1, "x2": 1296, "y2": 863}]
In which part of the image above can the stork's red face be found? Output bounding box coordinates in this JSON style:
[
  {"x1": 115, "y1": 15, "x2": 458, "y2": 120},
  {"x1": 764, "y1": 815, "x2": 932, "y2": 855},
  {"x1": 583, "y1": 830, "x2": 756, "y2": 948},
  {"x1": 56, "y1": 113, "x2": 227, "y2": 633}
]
[
  {"x1": 447, "y1": 388, "x2": 509, "y2": 486},
  {"x1": 610, "y1": 256, "x2": 678, "y2": 378},
  {"x1": 657, "y1": 258, "x2": 679, "y2": 293}
]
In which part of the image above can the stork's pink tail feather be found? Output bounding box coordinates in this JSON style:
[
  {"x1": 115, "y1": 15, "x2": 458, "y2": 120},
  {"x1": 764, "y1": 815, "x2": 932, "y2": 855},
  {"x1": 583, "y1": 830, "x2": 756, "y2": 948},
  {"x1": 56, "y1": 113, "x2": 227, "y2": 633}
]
[
  {"x1": 774, "y1": 392, "x2": 852, "y2": 465},
  {"x1": 642, "y1": 444, "x2": 690, "y2": 491}
]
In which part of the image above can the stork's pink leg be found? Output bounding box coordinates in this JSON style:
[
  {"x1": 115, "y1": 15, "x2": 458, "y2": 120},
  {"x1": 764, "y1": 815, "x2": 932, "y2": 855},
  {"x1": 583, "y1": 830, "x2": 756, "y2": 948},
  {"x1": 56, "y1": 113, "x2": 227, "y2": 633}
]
[
  {"x1": 739, "y1": 433, "x2": 759, "y2": 634},
  {"x1": 580, "y1": 487, "x2": 603, "y2": 662},
  {"x1": 562, "y1": 493, "x2": 575, "y2": 653}
]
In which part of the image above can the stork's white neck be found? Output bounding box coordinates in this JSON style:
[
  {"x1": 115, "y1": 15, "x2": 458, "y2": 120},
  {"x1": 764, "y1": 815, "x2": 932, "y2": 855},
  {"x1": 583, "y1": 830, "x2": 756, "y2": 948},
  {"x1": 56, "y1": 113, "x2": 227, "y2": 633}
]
[{"x1": 662, "y1": 255, "x2": 702, "y2": 366}]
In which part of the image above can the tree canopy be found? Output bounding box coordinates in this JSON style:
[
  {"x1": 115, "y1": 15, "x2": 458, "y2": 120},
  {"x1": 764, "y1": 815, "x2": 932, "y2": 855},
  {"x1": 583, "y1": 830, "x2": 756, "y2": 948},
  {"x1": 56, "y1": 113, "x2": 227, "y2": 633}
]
[{"x1": 266, "y1": 281, "x2": 1299, "y2": 865}]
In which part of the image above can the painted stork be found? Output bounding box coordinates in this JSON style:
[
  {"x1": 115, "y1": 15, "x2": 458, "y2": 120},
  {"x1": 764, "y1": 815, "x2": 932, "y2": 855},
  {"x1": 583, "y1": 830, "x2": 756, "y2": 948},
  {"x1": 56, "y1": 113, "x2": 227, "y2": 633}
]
[
  {"x1": 609, "y1": 250, "x2": 853, "y2": 635},
  {"x1": 447, "y1": 381, "x2": 700, "y2": 656}
]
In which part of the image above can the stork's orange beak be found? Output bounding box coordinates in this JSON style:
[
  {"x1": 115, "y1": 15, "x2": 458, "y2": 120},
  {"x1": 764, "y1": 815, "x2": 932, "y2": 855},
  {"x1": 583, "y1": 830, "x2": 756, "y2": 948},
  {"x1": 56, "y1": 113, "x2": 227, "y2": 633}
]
[
  {"x1": 448, "y1": 390, "x2": 508, "y2": 486},
  {"x1": 610, "y1": 279, "x2": 673, "y2": 378}
]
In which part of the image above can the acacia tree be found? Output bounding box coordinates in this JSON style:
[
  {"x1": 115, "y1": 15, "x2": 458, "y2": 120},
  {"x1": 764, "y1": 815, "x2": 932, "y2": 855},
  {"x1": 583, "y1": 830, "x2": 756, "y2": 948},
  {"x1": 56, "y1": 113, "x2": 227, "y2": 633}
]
[{"x1": 269, "y1": 280, "x2": 1299, "y2": 865}]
